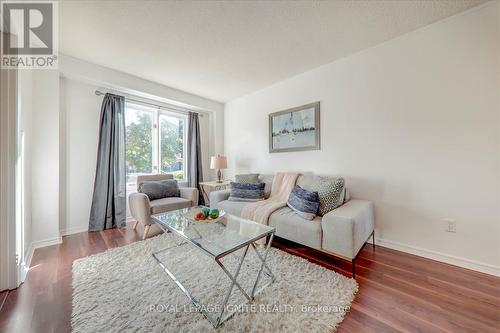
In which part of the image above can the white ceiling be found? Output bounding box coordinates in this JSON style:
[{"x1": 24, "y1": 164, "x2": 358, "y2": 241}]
[{"x1": 60, "y1": 0, "x2": 486, "y2": 102}]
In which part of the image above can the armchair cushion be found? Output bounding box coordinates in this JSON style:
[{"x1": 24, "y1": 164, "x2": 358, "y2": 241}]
[
  {"x1": 138, "y1": 179, "x2": 180, "y2": 200},
  {"x1": 149, "y1": 197, "x2": 191, "y2": 214}
]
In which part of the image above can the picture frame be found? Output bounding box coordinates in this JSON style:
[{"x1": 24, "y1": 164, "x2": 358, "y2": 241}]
[{"x1": 269, "y1": 102, "x2": 320, "y2": 153}]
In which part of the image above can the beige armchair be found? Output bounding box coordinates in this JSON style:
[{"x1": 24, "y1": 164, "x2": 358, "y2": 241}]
[{"x1": 128, "y1": 174, "x2": 199, "y2": 239}]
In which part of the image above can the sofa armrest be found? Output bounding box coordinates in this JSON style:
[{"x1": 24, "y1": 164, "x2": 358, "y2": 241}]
[
  {"x1": 209, "y1": 189, "x2": 231, "y2": 208},
  {"x1": 180, "y1": 187, "x2": 199, "y2": 206},
  {"x1": 321, "y1": 200, "x2": 374, "y2": 259},
  {"x1": 128, "y1": 192, "x2": 152, "y2": 226}
]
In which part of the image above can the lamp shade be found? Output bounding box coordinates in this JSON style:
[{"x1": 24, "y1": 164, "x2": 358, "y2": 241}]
[{"x1": 210, "y1": 155, "x2": 227, "y2": 169}]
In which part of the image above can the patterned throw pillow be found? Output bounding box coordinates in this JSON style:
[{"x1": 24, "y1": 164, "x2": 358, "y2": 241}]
[
  {"x1": 138, "y1": 180, "x2": 180, "y2": 200},
  {"x1": 297, "y1": 176, "x2": 345, "y2": 216},
  {"x1": 235, "y1": 173, "x2": 260, "y2": 184},
  {"x1": 228, "y1": 182, "x2": 265, "y2": 202},
  {"x1": 287, "y1": 186, "x2": 320, "y2": 220},
  {"x1": 317, "y1": 177, "x2": 345, "y2": 215}
]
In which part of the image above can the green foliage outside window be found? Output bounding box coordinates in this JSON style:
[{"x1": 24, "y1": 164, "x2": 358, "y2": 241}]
[
  {"x1": 160, "y1": 116, "x2": 184, "y2": 178},
  {"x1": 126, "y1": 113, "x2": 152, "y2": 174},
  {"x1": 125, "y1": 111, "x2": 185, "y2": 181}
]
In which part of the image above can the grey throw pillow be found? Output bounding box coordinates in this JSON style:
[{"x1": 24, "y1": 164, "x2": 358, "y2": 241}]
[
  {"x1": 287, "y1": 185, "x2": 320, "y2": 220},
  {"x1": 138, "y1": 179, "x2": 180, "y2": 200},
  {"x1": 228, "y1": 182, "x2": 265, "y2": 202},
  {"x1": 235, "y1": 173, "x2": 260, "y2": 184}
]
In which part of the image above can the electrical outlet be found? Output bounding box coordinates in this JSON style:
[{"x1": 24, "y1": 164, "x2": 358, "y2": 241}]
[{"x1": 444, "y1": 219, "x2": 456, "y2": 233}]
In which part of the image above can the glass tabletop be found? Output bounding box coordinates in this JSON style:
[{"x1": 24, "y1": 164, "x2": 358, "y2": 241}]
[{"x1": 152, "y1": 206, "x2": 275, "y2": 258}]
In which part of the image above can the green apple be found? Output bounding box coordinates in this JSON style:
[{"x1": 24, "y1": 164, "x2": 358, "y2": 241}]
[
  {"x1": 209, "y1": 208, "x2": 219, "y2": 219},
  {"x1": 201, "y1": 207, "x2": 210, "y2": 217}
]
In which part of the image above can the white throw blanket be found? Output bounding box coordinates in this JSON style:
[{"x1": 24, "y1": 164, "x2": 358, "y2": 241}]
[{"x1": 240, "y1": 172, "x2": 299, "y2": 226}]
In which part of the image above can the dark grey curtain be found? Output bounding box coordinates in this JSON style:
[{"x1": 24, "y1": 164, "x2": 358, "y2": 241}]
[
  {"x1": 89, "y1": 93, "x2": 126, "y2": 231},
  {"x1": 187, "y1": 112, "x2": 204, "y2": 205}
]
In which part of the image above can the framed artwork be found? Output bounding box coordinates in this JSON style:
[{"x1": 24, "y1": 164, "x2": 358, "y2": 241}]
[{"x1": 269, "y1": 102, "x2": 320, "y2": 153}]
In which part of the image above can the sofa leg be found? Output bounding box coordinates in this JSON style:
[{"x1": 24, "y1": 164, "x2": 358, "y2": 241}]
[
  {"x1": 142, "y1": 225, "x2": 150, "y2": 240},
  {"x1": 132, "y1": 220, "x2": 139, "y2": 230},
  {"x1": 352, "y1": 258, "x2": 356, "y2": 279},
  {"x1": 372, "y1": 230, "x2": 375, "y2": 251}
]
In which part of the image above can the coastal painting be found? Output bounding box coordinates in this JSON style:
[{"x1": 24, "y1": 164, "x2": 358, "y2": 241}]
[{"x1": 269, "y1": 102, "x2": 320, "y2": 153}]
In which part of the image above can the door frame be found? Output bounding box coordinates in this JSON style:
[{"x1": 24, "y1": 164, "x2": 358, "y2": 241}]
[{"x1": 0, "y1": 32, "x2": 19, "y2": 291}]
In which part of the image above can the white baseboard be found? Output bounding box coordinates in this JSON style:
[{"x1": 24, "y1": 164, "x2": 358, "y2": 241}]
[
  {"x1": 61, "y1": 222, "x2": 135, "y2": 236},
  {"x1": 24, "y1": 230, "x2": 500, "y2": 277},
  {"x1": 60, "y1": 226, "x2": 89, "y2": 236},
  {"x1": 24, "y1": 236, "x2": 62, "y2": 282},
  {"x1": 24, "y1": 245, "x2": 34, "y2": 269},
  {"x1": 18, "y1": 245, "x2": 34, "y2": 283},
  {"x1": 374, "y1": 237, "x2": 500, "y2": 277},
  {"x1": 31, "y1": 236, "x2": 63, "y2": 249}
]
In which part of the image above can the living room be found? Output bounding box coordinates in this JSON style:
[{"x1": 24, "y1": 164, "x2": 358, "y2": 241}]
[{"x1": 0, "y1": 1, "x2": 499, "y2": 332}]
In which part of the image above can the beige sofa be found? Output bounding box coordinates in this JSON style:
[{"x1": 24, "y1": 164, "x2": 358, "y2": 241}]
[
  {"x1": 128, "y1": 174, "x2": 199, "y2": 239},
  {"x1": 210, "y1": 174, "x2": 374, "y2": 278}
]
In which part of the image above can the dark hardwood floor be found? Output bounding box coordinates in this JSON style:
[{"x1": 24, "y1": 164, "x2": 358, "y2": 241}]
[{"x1": 0, "y1": 223, "x2": 499, "y2": 333}]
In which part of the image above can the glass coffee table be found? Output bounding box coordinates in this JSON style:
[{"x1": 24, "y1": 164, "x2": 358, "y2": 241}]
[{"x1": 151, "y1": 207, "x2": 276, "y2": 328}]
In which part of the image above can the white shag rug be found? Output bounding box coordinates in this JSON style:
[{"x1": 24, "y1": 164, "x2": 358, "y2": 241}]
[{"x1": 72, "y1": 232, "x2": 358, "y2": 333}]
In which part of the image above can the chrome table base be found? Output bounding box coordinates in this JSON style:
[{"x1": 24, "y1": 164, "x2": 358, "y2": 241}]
[{"x1": 152, "y1": 233, "x2": 275, "y2": 328}]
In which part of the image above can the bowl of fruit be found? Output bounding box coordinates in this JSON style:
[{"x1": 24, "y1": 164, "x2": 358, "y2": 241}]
[{"x1": 185, "y1": 206, "x2": 225, "y2": 223}]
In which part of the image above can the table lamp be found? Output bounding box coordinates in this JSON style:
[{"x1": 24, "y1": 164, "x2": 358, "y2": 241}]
[{"x1": 210, "y1": 155, "x2": 227, "y2": 183}]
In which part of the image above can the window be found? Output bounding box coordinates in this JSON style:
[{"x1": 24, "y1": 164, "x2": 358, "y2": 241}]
[
  {"x1": 125, "y1": 102, "x2": 187, "y2": 189},
  {"x1": 125, "y1": 106, "x2": 153, "y2": 179},
  {"x1": 159, "y1": 113, "x2": 185, "y2": 179}
]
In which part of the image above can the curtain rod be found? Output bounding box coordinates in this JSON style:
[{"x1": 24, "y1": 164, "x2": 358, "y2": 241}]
[{"x1": 94, "y1": 90, "x2": 202, "y2": 116}]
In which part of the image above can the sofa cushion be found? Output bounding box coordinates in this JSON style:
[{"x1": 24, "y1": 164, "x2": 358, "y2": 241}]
[
  {"x1": 343, "y1": 187, "x2": 351, "y2": 203},
  {"x1": 297, "y1": 175, "x2": 345, "y2": 216},
  {"x1": 269, "y1": 207, "x2": 322, "y2": 249},
  {"x1": 138, "y1": 179, "x2": 180, "y2": 200},
  {"x1": 258, "y1": 174, "x2": 274, "y2": 198},
  {"x1": 216, "y1": 200, "x2": 249, "y2": 217},
  {"x1": 228, "y1": 182, "x2": 265, "y2": 202},
  {"x1": 149, "y1": 197, "x2": 191, "y2": 214},
  {"x1": 287, "y1": 185, "x2": 320, "y2": 220},
  {"x1": 235, "y1": 173, "x2": 260, "y2": 184}
]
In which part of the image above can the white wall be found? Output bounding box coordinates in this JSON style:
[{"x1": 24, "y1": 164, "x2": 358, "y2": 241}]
[
  {"x1": 6, "y1": 43, "x2": 224, "y2": 278},
  {"x1": 59, "y1": 78, "x2": 102, "y2": 234},
  {"x1": 60, "y1": 55, "x2": 225, "y2": 159},
  {"x1": 224, "y1": 3, "x2": 500, "y2": 275},
  {"x1": 18, "y1": 70, "x2": 33, "y2": 269},
  {"x1": 15, "y1": 54, "x2": 224, "y2": 237},
  {"x1": 59, "y1": 77, "x2": 216, "y2": 234},
  {"x1": 31, "y1": 71, "x2": 61, "y2": 246}
]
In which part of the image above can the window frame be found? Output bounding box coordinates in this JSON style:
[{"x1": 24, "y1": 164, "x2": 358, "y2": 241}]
[
  {"x1": 125, "y1": 101, "x2": 188, "y2": 183},
  {"x1": 157, "y1": 109, "x2": 188, "y2": 181}
]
